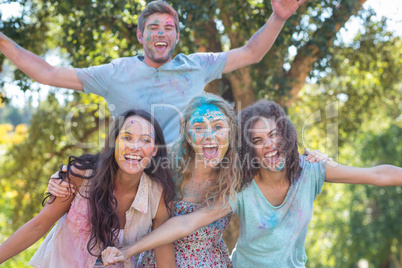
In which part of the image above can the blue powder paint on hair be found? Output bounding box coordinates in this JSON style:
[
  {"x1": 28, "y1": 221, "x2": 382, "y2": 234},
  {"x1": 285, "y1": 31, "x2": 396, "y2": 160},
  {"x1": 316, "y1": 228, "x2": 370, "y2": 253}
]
[{"x1": 191, "y1": 104, "x2": 224, "y2": 123}]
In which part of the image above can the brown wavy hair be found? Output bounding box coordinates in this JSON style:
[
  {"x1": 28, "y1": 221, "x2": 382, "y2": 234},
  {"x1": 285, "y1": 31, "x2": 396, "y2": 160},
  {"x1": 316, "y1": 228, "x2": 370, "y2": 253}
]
[
  {"x1": 45, "y1": 109, "x2": 175, "y2": 257},
  {"x1": 239, "y1": 100, "x2": 301, "y2": 188},
  {"x1": 138, "y1": 0, "x2": 179, "y2": 33},
  {"x1": 171, "y1": 93, "x2": 242, "y2": 208}
]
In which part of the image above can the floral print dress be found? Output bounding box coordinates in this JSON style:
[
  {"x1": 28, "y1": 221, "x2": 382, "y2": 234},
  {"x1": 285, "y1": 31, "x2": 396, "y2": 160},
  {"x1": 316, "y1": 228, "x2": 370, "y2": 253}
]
[{"x1": 138, "y1": 200, "x2": 232, "y2": 268}]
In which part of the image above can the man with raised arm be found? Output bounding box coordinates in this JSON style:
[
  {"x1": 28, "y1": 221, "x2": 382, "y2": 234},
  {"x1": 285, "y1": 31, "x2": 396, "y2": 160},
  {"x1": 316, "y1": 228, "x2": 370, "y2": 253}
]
[{"x1": 0, "y1": 0, "x2": 306, "y2": 144}]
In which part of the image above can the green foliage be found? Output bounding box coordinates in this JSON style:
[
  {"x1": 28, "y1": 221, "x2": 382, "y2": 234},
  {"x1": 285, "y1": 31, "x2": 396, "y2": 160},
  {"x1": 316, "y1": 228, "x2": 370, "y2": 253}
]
[
  {"x1": 0, "y1": 93, "x2": 108, "y2": 217},
  {"x1": 0, "y1": 91, "x2": 110, "y2": 265},
  {"x1": 343, "y1": 125, "x2": 402, "y2": 266},
  {"x1": 1, "y1": 0, "x2": 369, "y2": 103},
  {"x1": 1, "y1": 0, "x2": 401, "y2": 267},
  {"x1": 291, "y1": 18, "x2": 401, "y2": 268}
]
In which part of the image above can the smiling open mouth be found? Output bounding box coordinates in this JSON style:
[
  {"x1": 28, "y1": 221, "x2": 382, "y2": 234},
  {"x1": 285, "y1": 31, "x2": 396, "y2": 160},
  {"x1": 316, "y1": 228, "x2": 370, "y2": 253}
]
[
  {"x1": 154, "y1": 41, "x2": 168, "y2": 50},
  {"x1": 124, "y1": 154, "x2": 143, "y2": 164},
  {"x1": 203, "y1": 144, "x2": 218, "y2": 159},
  {"x1": 264, "y1": 150, "x2": 280, "y2": 164}
]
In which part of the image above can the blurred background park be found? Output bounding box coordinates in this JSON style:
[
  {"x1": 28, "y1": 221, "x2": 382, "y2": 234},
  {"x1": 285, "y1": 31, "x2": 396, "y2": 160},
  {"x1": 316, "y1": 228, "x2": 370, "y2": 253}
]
[{"x1": 0, "y1": 0, "x2": 401, "y2": 267}]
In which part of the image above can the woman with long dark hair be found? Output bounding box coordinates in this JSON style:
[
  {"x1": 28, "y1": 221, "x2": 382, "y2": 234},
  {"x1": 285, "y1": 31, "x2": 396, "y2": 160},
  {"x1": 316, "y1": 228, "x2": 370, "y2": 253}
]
[
  {"x1": 0, "y1": 109, "x2": 176, "y2": 267},
  {"x1": 47, "y1": 94, "x2": 243, "y2": 267},
  {"x1": 101, "y1": 100, "x2": 402, "y2": 267}
]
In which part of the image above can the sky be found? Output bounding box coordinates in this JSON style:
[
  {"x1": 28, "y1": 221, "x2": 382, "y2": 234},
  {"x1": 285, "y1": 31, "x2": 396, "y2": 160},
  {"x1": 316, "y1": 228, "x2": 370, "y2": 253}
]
[{"x1": 1, "y1": 0, "x2": 401, "y2": 108}]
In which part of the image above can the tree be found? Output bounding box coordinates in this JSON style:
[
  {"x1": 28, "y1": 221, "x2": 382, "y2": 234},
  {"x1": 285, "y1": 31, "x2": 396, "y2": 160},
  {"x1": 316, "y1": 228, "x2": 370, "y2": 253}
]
[
  {"x1": 1, "y1": 0, "x2": 370, "y2": 107},
  {"x1": 1, "y1": 1, "x2": 400, "y2": 266},
  {"x1": 0, "y1": 92, "x2": 110, "y2": 266},
  {"x1": 290, "y1": 18, "x2": 401, "y2": 267}
]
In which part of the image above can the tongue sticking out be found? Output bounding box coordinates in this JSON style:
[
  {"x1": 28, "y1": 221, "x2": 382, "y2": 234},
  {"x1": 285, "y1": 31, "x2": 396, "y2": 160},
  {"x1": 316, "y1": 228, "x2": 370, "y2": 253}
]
[{"x1": 203, "y1": 147, "x2": 218, "y2": 159}]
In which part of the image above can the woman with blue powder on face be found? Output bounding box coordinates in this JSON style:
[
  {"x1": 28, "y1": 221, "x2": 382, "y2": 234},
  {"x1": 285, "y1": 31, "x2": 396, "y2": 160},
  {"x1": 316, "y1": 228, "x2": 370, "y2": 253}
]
[
  {"x1": 137, "y1": 94, "x2": 243, "y2": 267},
  {"x1": 49, "y1": 94, "x2": 244, "y2": 267},
  {"x1": 101, "y1": 99, "x2": 402, "y2": 267}
]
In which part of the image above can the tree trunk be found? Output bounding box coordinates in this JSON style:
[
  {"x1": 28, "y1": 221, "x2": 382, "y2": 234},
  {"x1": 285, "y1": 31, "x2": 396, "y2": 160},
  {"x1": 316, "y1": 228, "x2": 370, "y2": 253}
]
[
  {"x1": 379, "y1": 257, "x2": 391, "y2": 268},
  {"x1": 280, "y1": 0, "x2": 367, "y2": 107},
  {"x1": 227, "y1": 67, "x2": 255, "y2": 110},
  {"x1": 390, "y1": 247, "x2": 402, "y2": 268}
]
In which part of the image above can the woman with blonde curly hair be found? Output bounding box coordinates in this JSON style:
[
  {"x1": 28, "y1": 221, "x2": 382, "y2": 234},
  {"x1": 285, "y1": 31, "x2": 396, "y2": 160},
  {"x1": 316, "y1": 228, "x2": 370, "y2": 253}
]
[{"x1": 136, "y1": 93, "x2": 242, "y2": 267}]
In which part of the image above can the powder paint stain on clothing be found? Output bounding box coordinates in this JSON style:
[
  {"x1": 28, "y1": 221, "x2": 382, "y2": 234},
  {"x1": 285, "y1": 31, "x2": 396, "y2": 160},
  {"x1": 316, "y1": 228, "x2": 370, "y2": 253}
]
[
  {"x1": 78, "y1": 50, "x2": 227, "y2": 145},
  {"x1": 166, "y1": 73, "x2": 188, "y2": 95},
  {"x1": 154, "y1": 71, "x2": 187, "y2": 95},
  {"x1": 290, "y1": 199, "x2": 305, "y2": 222},
  {"x1": 259, "y1": 211, "x2": 279, "y2": 230},
  {"x1": 198, "y1": 54, "x2": 216, "y2": 68}
]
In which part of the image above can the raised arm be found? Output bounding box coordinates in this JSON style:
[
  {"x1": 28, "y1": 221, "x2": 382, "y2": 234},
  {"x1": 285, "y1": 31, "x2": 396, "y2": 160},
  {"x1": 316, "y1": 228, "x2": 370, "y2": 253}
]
[
  {"x1": 102, "y1": 200, "x2": 232, "y2": 266},
  {"x1": 0, "y1": 32, "x2": 83, "y2": 91},
  {"x1": 325, "y1": 161, "x2": 402, "y2": 186},
  {"x1": 223, "y1": 0, "x2": 306, "y2": 74},
  {"x1": 0, "y1": 174, "x2": 83, "y2": 264}
]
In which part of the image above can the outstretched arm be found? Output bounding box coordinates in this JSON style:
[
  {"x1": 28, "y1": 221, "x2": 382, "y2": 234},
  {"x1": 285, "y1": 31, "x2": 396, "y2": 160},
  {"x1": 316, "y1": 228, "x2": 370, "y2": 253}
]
[
  {"x1": 0, "y1": 32, "x2": 83, "y2": 91},
  {"x1": 325, "y1": 161, "x2": 402, "y2": 186},
  {"x1": 223, "y1": 0, "x2": 306, "y2": 74},
  {"x1": 102, "y1": 200, "x2": 232, "y2": 266},
  {"x1": 0, "y1": 172, "x2": 84, "y2": 264}
]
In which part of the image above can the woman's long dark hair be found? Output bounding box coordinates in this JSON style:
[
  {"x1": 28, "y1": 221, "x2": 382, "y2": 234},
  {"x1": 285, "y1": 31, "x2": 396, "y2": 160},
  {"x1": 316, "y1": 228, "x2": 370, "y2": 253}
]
[
  {"x1": 45, "y1": 109, "x2": 175, "y2": 256},
  {"x1": 240, "y1": 100, "x2": 301, "y2": 189}
]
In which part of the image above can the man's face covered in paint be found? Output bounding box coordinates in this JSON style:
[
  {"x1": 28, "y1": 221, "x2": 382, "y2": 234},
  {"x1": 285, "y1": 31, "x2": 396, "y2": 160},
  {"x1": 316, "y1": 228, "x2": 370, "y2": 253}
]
[{"x1": 138, "y1": 13, "x2": 179, "y2": 67}]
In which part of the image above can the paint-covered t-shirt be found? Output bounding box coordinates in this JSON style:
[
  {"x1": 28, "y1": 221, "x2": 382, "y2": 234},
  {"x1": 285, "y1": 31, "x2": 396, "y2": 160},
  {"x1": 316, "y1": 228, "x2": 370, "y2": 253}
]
[
  {"x1": 229, "y1": 156, "x2": 327, "y2": 267},
  {"x1": 75, "y1": 52, "x2": 227, "y2": 144}
]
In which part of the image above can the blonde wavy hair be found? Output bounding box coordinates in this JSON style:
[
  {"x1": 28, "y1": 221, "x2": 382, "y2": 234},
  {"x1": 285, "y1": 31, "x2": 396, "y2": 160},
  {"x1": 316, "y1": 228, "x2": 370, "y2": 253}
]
[{"x1": 171, "y1": 93, "x2": 242, "y2": 208}]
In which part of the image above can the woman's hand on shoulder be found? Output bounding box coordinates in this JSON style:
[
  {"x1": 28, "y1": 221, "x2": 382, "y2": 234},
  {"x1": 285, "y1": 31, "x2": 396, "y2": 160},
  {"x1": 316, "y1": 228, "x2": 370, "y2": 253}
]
[
  {"x1": 303, "y1": 148, "x2": 331, "y2": 163},
  {"x1": 47, "y1": 165, "x2": 75, "y2": 197},
  {"x1": 102, "y1": 247, "x2": 126, "y2": 266},
  {"x1": 48, "y1": 164, "x2": 90, "y2": 197}
]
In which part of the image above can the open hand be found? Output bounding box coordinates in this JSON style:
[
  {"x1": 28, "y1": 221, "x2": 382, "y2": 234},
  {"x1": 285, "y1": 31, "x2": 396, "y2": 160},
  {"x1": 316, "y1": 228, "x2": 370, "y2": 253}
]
[
  {"x1": 271, "y1": 0, "x2": 307, "y2": 21},
  {"x1": 102, "y1": 247, "x2": 126, "y2": 266}
]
